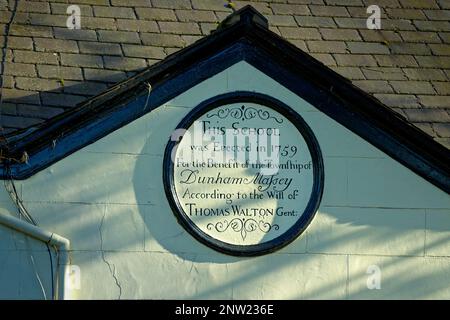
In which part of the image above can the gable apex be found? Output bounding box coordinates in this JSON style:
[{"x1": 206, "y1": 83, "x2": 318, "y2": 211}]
[{"x1": 216, "y1": 5, "x2": 269, "y2": 31}]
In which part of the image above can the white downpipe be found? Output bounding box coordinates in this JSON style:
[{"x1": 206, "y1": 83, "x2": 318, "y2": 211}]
[{"x1": 0, "y1": 212, "x2": 70, "y2": 300}]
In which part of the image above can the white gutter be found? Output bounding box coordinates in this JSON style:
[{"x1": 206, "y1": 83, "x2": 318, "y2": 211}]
[{"x1": 0, "y1": 212, "x2": 70, "y2": 300}]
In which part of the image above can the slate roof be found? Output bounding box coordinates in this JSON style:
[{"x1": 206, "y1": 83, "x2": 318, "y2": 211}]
[
  {"x1": 0, "y1": 0, "x2": 450, "y2": 149},
  {"x1": 0, "y1": 5, "x2": 448, "y2": 195}
]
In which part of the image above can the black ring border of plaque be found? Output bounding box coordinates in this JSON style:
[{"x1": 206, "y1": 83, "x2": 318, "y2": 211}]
[{"x1": 163, "y1": 91, "x2": 324, "y2": 256}]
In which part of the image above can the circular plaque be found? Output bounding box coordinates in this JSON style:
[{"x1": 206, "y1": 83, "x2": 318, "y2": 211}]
[{"x1": 163, "y1": 92, "x2": 324, "y2": 256}]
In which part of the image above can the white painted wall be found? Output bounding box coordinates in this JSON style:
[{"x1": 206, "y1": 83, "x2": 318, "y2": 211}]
[{"x1": 1, "y1": 61, "x2": 449, "y2": 299}]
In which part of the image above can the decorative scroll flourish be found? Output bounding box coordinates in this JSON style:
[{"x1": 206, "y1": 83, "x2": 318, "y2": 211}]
[
  {"x1": 206, "y1": 105, "x2": 283, "y2": 123},
  {"x1": 206, "y1": 218, "x2": 280, "y2": 241}
]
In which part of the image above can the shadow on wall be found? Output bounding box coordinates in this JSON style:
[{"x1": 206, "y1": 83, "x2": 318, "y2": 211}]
[
  {"x1": 130, "y1": 98, "x2": 449, "y2": 263},
  {"x1": 129, "y1": 100, "x2": 449, "y2": 298},
  {"x1": 0, "y1": 223, "x2": 54, "y2": 300},
  {"x1": 133, "y1": 130, "x2": 244, "y2": 264},
  {"x1": 2, "y1": 130, "x2": 448, "y2": 298},
  {"x1": 1, "y1": 51, "x2": 449, "y2": 297}
]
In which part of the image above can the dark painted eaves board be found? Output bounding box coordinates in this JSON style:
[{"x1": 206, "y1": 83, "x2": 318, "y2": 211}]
[{"x1": 0, "y1": 6, "x2": 449, "y2": 195}]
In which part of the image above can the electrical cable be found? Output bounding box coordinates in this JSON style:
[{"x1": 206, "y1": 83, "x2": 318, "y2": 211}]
[
  {"x1": 46, "y1": 243, "x2": 55, "y2": 299},
  {"x1": 30, "y1": 255, "x2": 47, "y2": 300},
  {"x1": 1, "y1": 0, "x2": 56, "y2": 300},
  {"x1": 142, "y1": 82, "x2": 152, "y2": 111},
  {"x1": 4, "y1": 164, "x2": 56, "y2": 299}
]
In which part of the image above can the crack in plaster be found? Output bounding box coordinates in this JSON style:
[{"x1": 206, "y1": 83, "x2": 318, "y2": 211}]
[{"x1": 99, "y1": 206, "x2": 122, "y2": 299}]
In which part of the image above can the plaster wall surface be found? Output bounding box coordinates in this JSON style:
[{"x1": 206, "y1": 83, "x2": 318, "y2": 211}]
[{"x1": 0, "y1": 62, "x2": 449, "y2": 299}]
